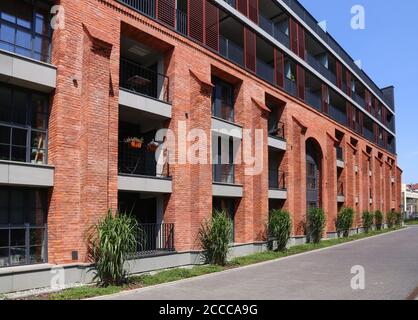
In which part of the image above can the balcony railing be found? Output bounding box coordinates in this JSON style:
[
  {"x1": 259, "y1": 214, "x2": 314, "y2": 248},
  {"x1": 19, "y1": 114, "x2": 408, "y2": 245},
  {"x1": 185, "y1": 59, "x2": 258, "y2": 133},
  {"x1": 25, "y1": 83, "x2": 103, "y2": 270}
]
[
  {"x1": 134, "y1": 223, "x2": 175, "y2": 256},
  {"x1": 306, "y1": 52, "x2": 336, "y2": 85},
  {"x1": 220, "y1": 36, "x2": 244, "y2": 67},
  {"x1": 118, "y1": 140, "x2": 170, "y2": 178},
  {"x1": 224, "y1": 0, "x2": 236, "y2": 7},
  {"x1": 120, "y1": 58, "x2": 170, "y2": 103},
  {"x1": 269, "y1": 170, "x2": 286, "y2": 190},
  {"x1": 120, "y1": 0, "x2": 156, "y2": 18},
  {"x1": 363, "y1": 127, "x2": 374, "y2": 141},
  {"x1": 353, "y1": 92, "x2": 366, "y2": 108},
  {"x1": 338, "y1": 183, "x2": 344, "y2": 196},
  {"x1": 212, "y1": 101, "x2": 234, "y2": 123},
  {"x1": 213, "y1": 164, "x2": 235, "y2": 184},
  {"x1": 259, "y1": 14, "x2": 290, "y2": 48},
  {"x1": 284, "y1": 78, "x2": 297, "y2": 96},
  {"x1": 305, "y1": 89, "x2": 322, "y2": 111},
  {"x1": 336, "y1": 146, "x2": 344, "y2": 161},
  {"x1": 329, "y1": 104, "x2": 347, "y2": 125},
  {"x1": 268, "y1": 121, "x2": 285, "y2": 140},
  {"x1": 256, "y1": 58, "x2": 274, "y2": 84},
  {"x1": 176, "y1": 9, "x2": 187, "y2": 35}
]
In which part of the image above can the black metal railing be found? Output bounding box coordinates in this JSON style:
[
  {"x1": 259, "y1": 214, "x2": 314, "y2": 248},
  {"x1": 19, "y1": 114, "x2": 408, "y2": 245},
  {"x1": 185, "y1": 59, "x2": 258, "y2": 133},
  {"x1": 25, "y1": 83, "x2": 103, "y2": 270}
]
[
  {"x1": 120, "y1": 58, "x2": 170, "y2": 102},
  {"x1": 256, "y1": 58, "x2": 274, "y2": 84},
  {"x1": 338, "y1": 182, "x2": 344, "y2": 197},
  {"x1": 329, "y1": 104, "x2": 347, "y2": 125},
  {"x1": 176, "y1": 9, "x2": 187, "y2": 35},
  {"x1": 220, "y1": 36, "x2": 244, "y2": 67},
  {"x1": 336, "y1": 146, "x2": 344, "y2": 161},
  {"x1": 0, "y1": 224, "x2": 47, "y2": 268},
  {"x1": 305, "y1": 52, "x2": 336, "y2": 85},
  {"x1": 120, "y1": 0, "x2": 156, "y2": 18},
  {"x1": 259, "y1": 14, "x2": 290, "y2": 48},
  {"x1": 118, "y1": 140, "x2": 170, "y2": 178},
  {"x1": 353, "y1": 92, "x2": 366, "y2": 108},
  {"x1": 135, "y1": 223, "x2": 175, "y2": 256},
  {"x1": 212, "y1": 101, "x2": 234, "y2": 123},
  {"x1": 268, "y1": 121, "x2": 285, "y2": 140},
  {"x1": 269, "y1": 170, "x2": 286, "y2": 190},
  {"x1": 224, "y1": 0, "x2": 236, "y2": 8},
  {"x1": 284, "y1": 77, "x2": 297, "y2": 96},
  {"x1": 305, "y1": 88, "x2": 322, "y2": 111},
  {"x1": 213, "y1": 164, "x2": 235, "y2": 184},
  {"x1": 363, "y1": 127, "x2": 374, "y2": 141}
]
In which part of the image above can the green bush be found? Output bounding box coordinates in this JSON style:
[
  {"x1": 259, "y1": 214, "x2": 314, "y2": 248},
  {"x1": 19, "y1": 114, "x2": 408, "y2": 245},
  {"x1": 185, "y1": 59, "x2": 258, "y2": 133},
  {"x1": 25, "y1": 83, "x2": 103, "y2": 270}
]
[
  {"x1": 387, "y1": 211, "x2": 397, "y2": 228},
  {"x1": 394, "y1": 212, "x2": 403, "y2": 226},
  {"x1": 336, "y1": 207, "x2": 354, "y2": 238},
  {"x1": 198, "y1": 209, "x2": 233, "y2": 266},
  {"x1": 88, "y1": 210, "x2": 138, "y2": 286},
  {"x1": 374, "y1": 210, "x2": 384, "y2": 230},
  {"x1": 306, "y1": 207, "x2": 326, "y2": 243},
  {"x1": 268, "y1": 209, "x2": 292, "y2": 251},
  {"x1": 362, "y1": 211, "x2": 374, "y2": 234}
]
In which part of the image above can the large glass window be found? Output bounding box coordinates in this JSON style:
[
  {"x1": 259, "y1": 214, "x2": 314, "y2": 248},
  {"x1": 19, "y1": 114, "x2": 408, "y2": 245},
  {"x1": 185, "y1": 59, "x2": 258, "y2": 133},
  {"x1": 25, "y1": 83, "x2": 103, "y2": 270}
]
[
  {"x1": 0, "y1": 85, "x2": 49, "y2": 164},
  {"x1": 0, "y1": 187, "x2": 48, "y2": 267},
  {"x1": 0, "y1": 0, "x2": 51, "y2": 62},
  {"x1": 212, "y1": 77, "x2": 234, "y2": 122}
]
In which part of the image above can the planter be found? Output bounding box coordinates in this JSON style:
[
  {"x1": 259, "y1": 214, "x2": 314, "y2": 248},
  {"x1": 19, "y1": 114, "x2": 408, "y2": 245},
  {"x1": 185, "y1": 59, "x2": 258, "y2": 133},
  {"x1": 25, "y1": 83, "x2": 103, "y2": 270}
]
[
  {"x1": 129, "y1": 140, "x2": 143, "y2": 149},
  {"x1": 147, "y1": 141, "x2": 159, "y2": 152}
]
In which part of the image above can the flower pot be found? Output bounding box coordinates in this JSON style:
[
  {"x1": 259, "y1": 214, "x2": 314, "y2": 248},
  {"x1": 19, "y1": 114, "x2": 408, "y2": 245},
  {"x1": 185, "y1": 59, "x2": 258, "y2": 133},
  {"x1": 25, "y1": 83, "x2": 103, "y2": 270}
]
[{"x1": 130, "y1": 140, "x2": 142, "y2": 149}]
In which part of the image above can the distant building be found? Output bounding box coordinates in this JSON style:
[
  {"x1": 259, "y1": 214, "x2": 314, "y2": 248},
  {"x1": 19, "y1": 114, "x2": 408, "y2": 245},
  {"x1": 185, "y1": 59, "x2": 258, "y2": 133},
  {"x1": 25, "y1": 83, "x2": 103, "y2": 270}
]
[{"x1": 402, "y1": 184, "x2": 418, "y2": 218}]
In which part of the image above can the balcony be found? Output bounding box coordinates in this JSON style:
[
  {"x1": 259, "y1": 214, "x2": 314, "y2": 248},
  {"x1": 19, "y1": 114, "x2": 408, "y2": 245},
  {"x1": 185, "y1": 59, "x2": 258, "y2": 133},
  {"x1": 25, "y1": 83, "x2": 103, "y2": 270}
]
[
  {"x1": 220, "y1": 36, "x2": 244, "y2": 67},
  {"x1": 259, "y1": 14, "x2": 290, "y2": 48},
  {"x1": 353, "y1": 92, "x2": 366, "y2": 108},
  {"x1": 329, "y1": 104, "x2": 347, "y2": 126},
  {"x1": 213, "y1": 163, "x2": 234, "y2": 184},
  {"x1": 363, "y1": 127, "x2": 374, "y2": 142},
  {"x1": 306, "y1": 52, "x2": 336, "y2": 85},
  {"x1": 133, "y1": 223, "x2": 175, "y2": 257},
  {"x1": 284, "y1": 78, "x2": 297, "y2": 96},
  {"x1": 337, "y1": 182, "x2": 345, "y2": 203},
  {"x1": 176, "y1": 9, "x2": 187, "y2": 35},
  {"x1": 120, "y1": 0, "x2": 156, "y2": 18},
  {"x1": 269, "y1": 170, "x2": 287, "y2": 200},
  {"x1": 305, "y1": 88, "x2": 322, "y2": 111},
  {"x1": 336, "y1": 146, "x2": 345, "y2": 169},
  {"x1": 120, "y1": 58, "x2": 169, "y2": 103},
  {"x1": 256, "y1": 58, "x2": 274, "y2": 84},
  {"x1": 268, "y1": 122, "x2": 286, "y2": 151}
]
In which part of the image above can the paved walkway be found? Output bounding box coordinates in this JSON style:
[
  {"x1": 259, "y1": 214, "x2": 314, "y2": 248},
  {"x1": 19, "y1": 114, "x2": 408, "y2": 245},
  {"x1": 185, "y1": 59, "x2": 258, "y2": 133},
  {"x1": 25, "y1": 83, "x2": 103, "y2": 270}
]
[{"x1": 96, "y1": 227, "x2": 418, "y2": 300}]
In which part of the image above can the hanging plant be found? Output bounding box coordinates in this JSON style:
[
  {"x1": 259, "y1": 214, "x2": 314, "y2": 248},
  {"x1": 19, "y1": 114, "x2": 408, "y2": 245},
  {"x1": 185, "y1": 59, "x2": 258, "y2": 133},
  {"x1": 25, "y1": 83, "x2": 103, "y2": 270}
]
[
  {"x1": 124, "y1": 137, "x2": 144, "y2": 149},
  {"x1": 147, "y1": 140, "x2": 159, "y2": 152}
]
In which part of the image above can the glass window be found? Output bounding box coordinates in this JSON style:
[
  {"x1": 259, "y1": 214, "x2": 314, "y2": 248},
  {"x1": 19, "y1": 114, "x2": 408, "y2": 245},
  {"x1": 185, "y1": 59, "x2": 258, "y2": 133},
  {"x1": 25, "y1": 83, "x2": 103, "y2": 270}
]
[{"x1": 212, "y1": 78, "x2": 234, "y2": 122}]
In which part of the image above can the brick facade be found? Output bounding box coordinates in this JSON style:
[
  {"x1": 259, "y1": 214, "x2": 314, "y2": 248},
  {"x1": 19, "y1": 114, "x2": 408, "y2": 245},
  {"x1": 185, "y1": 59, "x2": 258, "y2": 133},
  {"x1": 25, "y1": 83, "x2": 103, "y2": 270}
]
[{"x1": 39, "y1": 0, "x2": 402, "y2": 264}]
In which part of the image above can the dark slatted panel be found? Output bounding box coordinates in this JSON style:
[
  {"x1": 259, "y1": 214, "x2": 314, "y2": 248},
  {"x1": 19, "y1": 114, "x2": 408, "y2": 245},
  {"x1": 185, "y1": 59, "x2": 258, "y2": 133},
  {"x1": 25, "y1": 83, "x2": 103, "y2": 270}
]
[
  {"x1": 289, "y1": 18, "x2": 298, "y2": 55},
  {"x1": 237, "y1": 0, "x2": 248, "y2": 16},
  {"x1": 274, "y1": 48, "x2": 284, "y2": 88},
  {"x1": 157, "y1": 0, "x2": 176, "y2": 27},
  {"x1": 188, "y1": 0, "x2": 204, "y2": 43},
  {"x1": 245, "y1": 28, "x2": 256, "y2": 72},
  {"x1": 347, "y1": 102, "x2": 353, "y2": 129},
  {"x1": 297, "y1": 24, "x2": 305, "y2": 59},
  {"x1": 248, "y1": 0, "x2": 258, "y2": 24},
  {"x1": 365, "y1": 89, "x2": 372, "y2": 111},
  {"x1": 205, "y1": 1, "x2": 219, "y2": 51},
  {"x1": 297, "y1": 65, "x2": 305, "y2": 100},
  {"x1": 321, "y1": 84, "x2": 329, "y2": 113},
  {"x1": 359, "y1": 112, "x2": 364, "y2": 135},
  {"x1": 373, "y1": 123, "x2": 378, "y2": 143},
  {"x1": 336, "y1": 61, "x2": 343, "y2": 89},
  {"x1": 383, "y1": 130, "x2": 388, "y2": 148},
  {"x1": 382, "y1": 107, "x2": 387, "y2": 126}
]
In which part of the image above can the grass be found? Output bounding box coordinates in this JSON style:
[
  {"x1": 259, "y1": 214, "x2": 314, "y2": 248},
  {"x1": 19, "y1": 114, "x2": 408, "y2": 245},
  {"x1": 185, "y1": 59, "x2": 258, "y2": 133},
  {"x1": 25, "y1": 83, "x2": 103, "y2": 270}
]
[
  {"x1": 405, "y1": 219, "x2": 418, "y2": 225},
  {"x1": 22, "y1": 226, "x2": 403, "y2": 300}
]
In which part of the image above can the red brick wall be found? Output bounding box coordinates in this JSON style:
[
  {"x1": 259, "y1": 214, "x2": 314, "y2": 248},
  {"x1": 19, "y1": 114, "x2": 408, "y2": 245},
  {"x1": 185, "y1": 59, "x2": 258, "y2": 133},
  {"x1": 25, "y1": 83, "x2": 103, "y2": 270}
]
[{"x1": 46, "y1": 0, "x2": 401, "y2": 263}]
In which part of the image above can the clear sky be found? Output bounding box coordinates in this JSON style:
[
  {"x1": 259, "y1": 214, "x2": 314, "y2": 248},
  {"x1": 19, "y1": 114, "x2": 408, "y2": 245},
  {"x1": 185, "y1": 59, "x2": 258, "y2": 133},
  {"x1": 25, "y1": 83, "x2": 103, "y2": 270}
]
[{"x1": 298, "y1": 0, "x2": 418, "y2": 183}]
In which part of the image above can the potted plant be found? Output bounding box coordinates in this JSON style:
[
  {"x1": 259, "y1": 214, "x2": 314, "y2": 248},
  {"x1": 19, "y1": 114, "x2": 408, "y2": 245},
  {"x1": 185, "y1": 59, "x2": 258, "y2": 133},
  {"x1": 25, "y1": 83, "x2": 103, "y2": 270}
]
[
  {"x1": 147, "y1": 140, "x2": 159, "y2": 152},
  {"x1": 124, "y1": 137, "x2": 144, "y2": 149}
]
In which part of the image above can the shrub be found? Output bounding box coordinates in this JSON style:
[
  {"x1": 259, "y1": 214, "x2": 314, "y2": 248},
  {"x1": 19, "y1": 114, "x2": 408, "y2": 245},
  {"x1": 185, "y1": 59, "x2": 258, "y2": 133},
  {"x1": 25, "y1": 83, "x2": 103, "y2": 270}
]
[
  {"x1": 394, "y1": 212, "x2": 403, "y2": 226},
  {"x1": 387, "y1": 211, "x2": 397, "y2": 228},
  {"x1": 336, "y1": 207, "x2": 354, "y2": 238},
  {"x1": 306, "y1": 207, "x2": 326, "y2": 244},
  {"x1": 88, "y1": 210, "x2": 138, "y2": 286},
  {"x1": 268, "y1": 209, "x2": 292, "y2": 251},
  {"x1": 362, "y1": 211, "x2": 374, "y2": 234},
  {"x1": 198, "y1": 209, "x2": 233, "y2": 266},
  {"x1": 374, "y1": 210, "x2": 384, "y2": 230}
]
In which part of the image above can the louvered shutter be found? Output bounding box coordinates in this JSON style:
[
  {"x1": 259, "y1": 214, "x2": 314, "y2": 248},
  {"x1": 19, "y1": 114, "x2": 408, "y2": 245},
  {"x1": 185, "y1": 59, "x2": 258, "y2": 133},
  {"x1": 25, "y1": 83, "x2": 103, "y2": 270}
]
[
  {"x1": 157, "y1": 0, "x2": 176, "y2": 27},
  {"x1": 188, "y1": 0, "x2": 204, "y2": 43},
  {"x1": 336, "y1": 61, "x2": 343, "y2": 88},
  {"x1": 248, "y1": 0, "x2": 258, "y2": 24},
  {"x1": 346, "y1": 71, "x2": 352, "y2": 97},
  {"x1": 297, "y1": 24, "x2": 305, "y2": 59},
  {"x1": 244, "y1": 28, "x2": 256, "y2": 72},
  {"x1": 274, "y1": 48, "x2": 284, "y2": 88},
  {"x1": 237, "y1": 0, "x2": 248, "y2": 16},
  {"x1": 205, "y1": 1, "x2": 219, "y2": 51},
  {"x1": 297, "y1": 65, "x2": 305, "y2": 100},
  {"x1": 289, "y1": 18, "x2": 298, "y2": 55}
]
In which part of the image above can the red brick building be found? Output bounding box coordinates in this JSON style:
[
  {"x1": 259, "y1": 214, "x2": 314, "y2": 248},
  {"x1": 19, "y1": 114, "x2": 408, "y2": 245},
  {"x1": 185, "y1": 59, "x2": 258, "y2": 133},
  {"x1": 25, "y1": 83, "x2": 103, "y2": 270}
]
[{"x1": 0, "y1": 0, "x2": 401, "y2": 277}]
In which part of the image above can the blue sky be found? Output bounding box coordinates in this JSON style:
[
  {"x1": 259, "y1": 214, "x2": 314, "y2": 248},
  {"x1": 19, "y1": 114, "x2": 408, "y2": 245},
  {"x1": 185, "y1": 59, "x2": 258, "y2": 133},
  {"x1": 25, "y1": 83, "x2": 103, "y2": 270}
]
[{"x1": 298, "y1": 0, "x2": 418, "y2": 183}]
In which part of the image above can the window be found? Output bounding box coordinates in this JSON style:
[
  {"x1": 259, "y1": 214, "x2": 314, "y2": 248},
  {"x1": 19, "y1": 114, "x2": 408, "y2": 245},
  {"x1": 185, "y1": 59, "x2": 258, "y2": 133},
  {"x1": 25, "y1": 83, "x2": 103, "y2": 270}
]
[
  {"x1": 0, "y1": 0, "x2": 51, "y2": 62},
  {"x1": 0, "y1": 85, "x2": 48, "y2": 164},
  {"x1": 307, "y1": 162, "x2": 317, "y2": 190},
  {"x1": 213, "y1": 197, "x2": 235, "y2": 242},
  {"x1": 213, "y1": 136, "x2": 235, "y2": 184},
  {"x1": 0, "y1": 187, "x2": 48, "y2": 268},
  {"x1": 212, "y1": 77, "x2": 234, "y2": 122}
]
